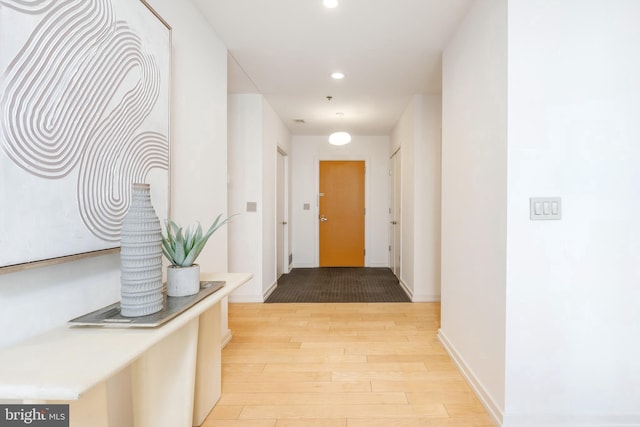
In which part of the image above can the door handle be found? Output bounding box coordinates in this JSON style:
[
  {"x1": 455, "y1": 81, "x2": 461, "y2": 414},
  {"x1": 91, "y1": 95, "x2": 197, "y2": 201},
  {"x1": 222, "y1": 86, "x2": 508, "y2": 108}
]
[
  {"x1": 390, "y1": 221, "x2": 397, "y2": 225},
  {"x1": 320, "y1": 215, "x2": 328, "y2": 222},
  {"x1": 282, "y1": 221, "x2": 288, "y2": 225}
]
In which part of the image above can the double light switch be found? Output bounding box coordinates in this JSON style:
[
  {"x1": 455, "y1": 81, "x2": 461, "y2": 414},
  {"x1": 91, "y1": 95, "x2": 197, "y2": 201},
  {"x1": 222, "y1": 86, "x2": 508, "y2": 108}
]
[{"x1": 530, "y1": 197, "x2": 561, "y2": 220}]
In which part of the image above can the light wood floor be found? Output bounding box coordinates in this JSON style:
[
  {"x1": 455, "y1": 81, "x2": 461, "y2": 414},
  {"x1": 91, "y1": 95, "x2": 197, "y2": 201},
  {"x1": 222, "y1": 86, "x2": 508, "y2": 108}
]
[{"x1": 204, "y1": 303, "x2": 495, "y2": 427}]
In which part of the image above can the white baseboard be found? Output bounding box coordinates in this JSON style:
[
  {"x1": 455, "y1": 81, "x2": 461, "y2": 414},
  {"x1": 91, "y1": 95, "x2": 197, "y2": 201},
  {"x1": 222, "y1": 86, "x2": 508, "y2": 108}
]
[
  {"x1": 399, "y1": 278, "x2": 413, "y2": 300},
  {"x1": 291, "y1": 263, "x2": 392, "y2": 269},
  {"x1": 368, "y1": 262, "x2": 390, "y2": 268},
  {"x1": 438, "y1": 331, "x2": 640, "y2": 427},
  {"x1": 221, "y1": 329, "x2": 232, "y2": 348},
  {"x1": 263, "y1": 280, "x2": 277, "y2": 300},
  {"x1": 411, "y1": 294, "x2": 441, "y2": 302},
  {"x1": 502, "y1": 414, "x2": 640, "y2": 427},
  {"x1": 438, "y1": 329, "x2": 504, "y2": 426},
  {"x1": 227, "y1": 294, "x2": 265, "y2": 303},
  {"x1": 292, "y1": 262, "x2": 315, "y2": 268}
]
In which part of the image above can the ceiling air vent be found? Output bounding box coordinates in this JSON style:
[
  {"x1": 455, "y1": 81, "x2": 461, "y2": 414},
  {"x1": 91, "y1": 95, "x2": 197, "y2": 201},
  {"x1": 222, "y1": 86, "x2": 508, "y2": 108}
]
[{"x1": 293, "y1": 119, "x2": 305, "y2": 124}]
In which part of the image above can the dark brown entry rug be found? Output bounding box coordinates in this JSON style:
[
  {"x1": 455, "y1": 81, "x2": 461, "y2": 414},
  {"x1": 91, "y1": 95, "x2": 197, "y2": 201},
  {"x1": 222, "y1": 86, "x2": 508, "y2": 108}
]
[{"x1": 265, "y1": 267, "x2": 411, "y2": 303}]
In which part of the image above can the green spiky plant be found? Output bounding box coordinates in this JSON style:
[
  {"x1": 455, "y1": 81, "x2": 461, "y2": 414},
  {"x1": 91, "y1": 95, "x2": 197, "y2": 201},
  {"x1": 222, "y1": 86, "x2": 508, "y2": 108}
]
[{"x1": 161, "y1": 214, "x2": 234, "y2": 267}]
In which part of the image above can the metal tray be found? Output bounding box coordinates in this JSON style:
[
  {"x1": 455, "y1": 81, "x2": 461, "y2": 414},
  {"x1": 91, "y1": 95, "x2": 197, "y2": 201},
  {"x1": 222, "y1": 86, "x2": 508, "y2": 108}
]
[{"x1": 68, "y1": 281, "x2": 225, "y2": 328}]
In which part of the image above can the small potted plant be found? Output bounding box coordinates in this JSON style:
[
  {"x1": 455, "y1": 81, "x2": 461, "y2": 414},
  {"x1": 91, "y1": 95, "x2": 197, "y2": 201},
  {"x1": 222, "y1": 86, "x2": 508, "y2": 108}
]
[{"x1": 161, "y1": 214, "x2": 232, "y2": 297}]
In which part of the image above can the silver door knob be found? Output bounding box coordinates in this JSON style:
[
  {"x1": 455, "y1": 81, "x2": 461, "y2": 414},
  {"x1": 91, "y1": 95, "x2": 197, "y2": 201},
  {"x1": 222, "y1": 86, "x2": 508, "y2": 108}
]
[{"x1": 320, "y1": 215, "x2": 328, "y2": 222}]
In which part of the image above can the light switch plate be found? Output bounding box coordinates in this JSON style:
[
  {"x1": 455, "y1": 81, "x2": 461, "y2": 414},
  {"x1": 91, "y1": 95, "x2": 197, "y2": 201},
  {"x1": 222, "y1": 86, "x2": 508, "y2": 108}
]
[
  {"x1": 530, "y1": 197, "x2": 561, "y2": 220},
  {"x1": 246, "y1": 202, "x2": 257, "y2": 212}
]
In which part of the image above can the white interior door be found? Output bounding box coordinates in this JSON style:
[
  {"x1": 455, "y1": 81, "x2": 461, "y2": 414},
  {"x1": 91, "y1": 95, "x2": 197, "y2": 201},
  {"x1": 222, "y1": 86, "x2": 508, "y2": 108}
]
[
  {"x1": 276, "y1": 150, "x2": 287, "y2": 278},
  {"x1": 389, "y1": 150, "x2": 401, "y2": 277}
]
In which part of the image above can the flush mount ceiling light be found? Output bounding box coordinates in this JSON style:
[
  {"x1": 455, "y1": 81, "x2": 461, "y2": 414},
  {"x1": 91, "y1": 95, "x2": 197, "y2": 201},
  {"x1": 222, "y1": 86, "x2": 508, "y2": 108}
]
[
  {"x1": 329, "y1": 131, "x2": 351, "y2": 146},
  {"x1": 329, "y1": 112, "x2": 350, "y2": 145},
  {"x1": 323, "y1": 0, "x2": 339, "y2": 8},
  {"x1": 331, "y1": 72, "x2": 345, "y2": 80}
]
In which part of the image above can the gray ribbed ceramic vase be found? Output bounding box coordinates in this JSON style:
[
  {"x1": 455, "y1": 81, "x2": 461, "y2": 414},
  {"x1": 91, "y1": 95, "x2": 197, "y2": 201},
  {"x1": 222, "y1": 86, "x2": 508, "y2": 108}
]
[{"x1": 120, "y1": 183, "x2": 164, "y2": 317}]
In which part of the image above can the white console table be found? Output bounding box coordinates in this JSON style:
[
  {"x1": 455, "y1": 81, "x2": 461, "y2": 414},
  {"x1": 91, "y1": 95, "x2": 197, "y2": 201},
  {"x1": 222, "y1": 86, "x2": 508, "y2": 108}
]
[{"x1": 0, "y1": 272, "x2": 252, "y2": 427}]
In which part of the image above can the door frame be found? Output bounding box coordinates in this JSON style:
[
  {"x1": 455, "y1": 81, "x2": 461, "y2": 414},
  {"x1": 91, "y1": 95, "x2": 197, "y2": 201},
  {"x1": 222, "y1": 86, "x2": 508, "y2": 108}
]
[
  {"x1": 389, "y1": 148, "x2": 401, "y2": 278},
  {"x1": 313, "y1": 155, "x2": 370, "y2": 267},
  {"x1": 276, "y1": 147, "x2": 290, "y2": 277}
]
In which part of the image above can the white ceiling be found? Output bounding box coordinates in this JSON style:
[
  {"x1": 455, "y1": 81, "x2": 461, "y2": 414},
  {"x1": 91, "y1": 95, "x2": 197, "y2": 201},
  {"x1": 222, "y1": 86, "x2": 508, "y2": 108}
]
[{"x1": 193, "y1": 0, "x2": 473, "y2": 136}]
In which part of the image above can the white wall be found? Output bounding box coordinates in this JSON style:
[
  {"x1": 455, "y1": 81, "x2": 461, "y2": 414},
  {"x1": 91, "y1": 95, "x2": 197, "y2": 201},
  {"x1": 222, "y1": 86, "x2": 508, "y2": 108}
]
[
  {"x1": 0, "y1": 0, "x2": 230, "y2": 349},
  {"x1": 440, "y1": 0, "x2": 507, "y2": 423},
  {"x1": 227, "y1": 94, "x2": 263, "y2": 302},
  {"x1": 262, "y1": 98, "x2": 292, "y2": 295},
  {"x1": 156, "y1": 0, "x2": 229, "y2": 272},
  {"x1": 390, "y1": 95, "x2": 442, "y2": 301},
  {"x1": 414, "y1": 95, "x2": 441, "y2": 301},
  {"x1": 504, "y1": 0, "x2": 640, "y2": 425},
  {"x1": 441, "y1": 1, "x2": 640, "y2": 425},
  {"x1": 393, "y1": 101, "x2": 415, "y2": 292},
  {"x1": 291, "y1": 136, "x2": 390, "y2": 268},
  {"x1": 227, "y1": 94, "x2": 291, "y2": 302}
]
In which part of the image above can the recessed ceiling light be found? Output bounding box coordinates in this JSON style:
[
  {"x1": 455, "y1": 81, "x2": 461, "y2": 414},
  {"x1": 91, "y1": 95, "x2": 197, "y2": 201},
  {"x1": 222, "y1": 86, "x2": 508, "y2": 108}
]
[
  {"x1": 323, "y1": 0, "x2": 338, "y2": 9},
  {"x1": 331, "y1": 72, "x2": 345, "y2": 80}
]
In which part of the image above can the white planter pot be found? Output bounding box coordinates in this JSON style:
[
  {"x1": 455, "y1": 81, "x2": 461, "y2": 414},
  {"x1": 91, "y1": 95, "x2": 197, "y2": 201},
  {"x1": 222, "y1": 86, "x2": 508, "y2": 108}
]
[{"x1": 166, "y1": 264, "x2": 201, "y2": 297}]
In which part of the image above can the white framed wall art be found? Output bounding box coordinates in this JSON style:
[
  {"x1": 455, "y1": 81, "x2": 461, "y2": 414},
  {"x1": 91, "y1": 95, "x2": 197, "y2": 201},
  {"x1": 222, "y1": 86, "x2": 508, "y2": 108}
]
[{"x1": 0, "y1": 0, "x2": 171, "y2": 270}]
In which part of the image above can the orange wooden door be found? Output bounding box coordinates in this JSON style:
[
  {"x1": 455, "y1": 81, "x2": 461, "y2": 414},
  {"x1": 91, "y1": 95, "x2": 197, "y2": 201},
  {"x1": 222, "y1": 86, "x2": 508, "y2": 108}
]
[{"x1": 319, "y1": 161, "x2": 365, "y2": 266}]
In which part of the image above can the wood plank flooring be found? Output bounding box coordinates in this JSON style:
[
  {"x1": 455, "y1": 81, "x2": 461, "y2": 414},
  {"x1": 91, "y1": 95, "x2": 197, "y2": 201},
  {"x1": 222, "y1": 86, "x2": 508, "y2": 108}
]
[{"x1": 204, "y1": 303, "x2": 495, "y2": 427}]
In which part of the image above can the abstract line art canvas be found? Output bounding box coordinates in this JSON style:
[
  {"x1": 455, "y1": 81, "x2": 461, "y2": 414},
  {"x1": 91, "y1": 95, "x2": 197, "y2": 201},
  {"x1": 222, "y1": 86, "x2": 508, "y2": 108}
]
[{"x1": 0, "y1": 0, "x2": 170, "y2": 269}]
